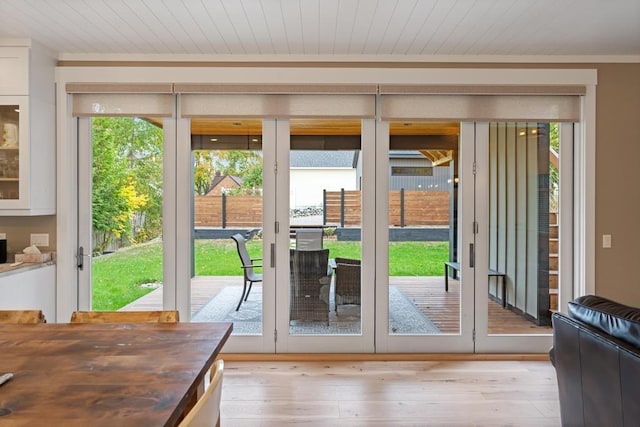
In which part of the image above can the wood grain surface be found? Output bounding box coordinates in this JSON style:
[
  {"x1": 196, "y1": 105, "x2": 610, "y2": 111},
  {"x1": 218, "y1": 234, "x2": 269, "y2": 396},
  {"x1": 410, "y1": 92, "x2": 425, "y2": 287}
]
[
  {"x1": 0, "y1": 310, "x2": 46, "y2": 324},
  {"x1": 0, "y1": 322, "x2": 232, "y2": 427},
  {"x1": 69, "y1": 310, "x2": 180, "y2": 323}
]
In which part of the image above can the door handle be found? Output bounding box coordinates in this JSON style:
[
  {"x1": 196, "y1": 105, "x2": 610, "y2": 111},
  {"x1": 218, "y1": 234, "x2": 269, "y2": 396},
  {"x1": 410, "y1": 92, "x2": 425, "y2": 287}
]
[
  {"x1": 270, "y1": 243, "x2": 275, "y2": 268},
  {"x1": 469, "y1": 243, "x2": 475, "y2": 268},
  {"x1": 77, "y1": 246, "x2": 91, "y2": 270},
  {"x1": 77, "y1": 246, "x2": 84, "y2": 270}
]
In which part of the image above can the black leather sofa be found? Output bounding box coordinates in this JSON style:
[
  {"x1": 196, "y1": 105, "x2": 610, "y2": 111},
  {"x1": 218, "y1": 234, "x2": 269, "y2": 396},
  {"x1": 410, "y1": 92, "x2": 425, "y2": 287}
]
[{"x1": 550, "y1": 295, "x2": 640, "y2": 426}]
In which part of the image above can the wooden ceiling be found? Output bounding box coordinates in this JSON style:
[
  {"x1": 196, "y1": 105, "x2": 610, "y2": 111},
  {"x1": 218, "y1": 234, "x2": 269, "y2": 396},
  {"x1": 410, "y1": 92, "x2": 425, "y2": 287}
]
[{"x1": 153, "y1": 118, "x2": 459, "y2": 136}]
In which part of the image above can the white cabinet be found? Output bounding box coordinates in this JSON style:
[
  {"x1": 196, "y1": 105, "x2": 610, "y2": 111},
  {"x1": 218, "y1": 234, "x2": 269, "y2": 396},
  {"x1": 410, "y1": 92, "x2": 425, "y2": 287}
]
[
  {"x1": 0, "y1": 264, "x2": 56, "y2": 322},
  {"x1": 0, "y1": 42, "x2": 55, "y2": 215}
]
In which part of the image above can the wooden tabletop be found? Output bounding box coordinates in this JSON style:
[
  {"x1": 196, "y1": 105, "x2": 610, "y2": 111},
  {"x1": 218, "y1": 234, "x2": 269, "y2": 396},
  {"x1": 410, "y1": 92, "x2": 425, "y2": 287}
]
[{"x1": 0, "y1": 321, "x2": 233, "y2": 427}]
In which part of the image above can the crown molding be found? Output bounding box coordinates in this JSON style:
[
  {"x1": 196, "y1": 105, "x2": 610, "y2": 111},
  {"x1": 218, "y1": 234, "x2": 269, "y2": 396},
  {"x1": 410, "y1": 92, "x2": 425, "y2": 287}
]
[{"x1": 56, "y1": 53, "x2": 640, "y2": 65}]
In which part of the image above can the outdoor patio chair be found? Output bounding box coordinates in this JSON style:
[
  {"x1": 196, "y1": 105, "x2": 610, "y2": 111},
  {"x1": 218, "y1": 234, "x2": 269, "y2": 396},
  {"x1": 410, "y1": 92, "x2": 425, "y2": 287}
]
[
  {"x1": 290, "y1": 249, "x2": 331, "y2": 324},
  {"x1": 334, "y1": 257, "x2": 361, "y2": 313},
  {"x1": 0, "y1": 309, "x2": 46, "y2": 324},
  {"x1": 231, "y1": 233, "x2": 262, "y2": 312},
  {"x1": 295, "y1": 228, "x2": 323, "y2": 251},
  {"x1": 69, "y1": 310, "x2": 180, "y2": 323}
]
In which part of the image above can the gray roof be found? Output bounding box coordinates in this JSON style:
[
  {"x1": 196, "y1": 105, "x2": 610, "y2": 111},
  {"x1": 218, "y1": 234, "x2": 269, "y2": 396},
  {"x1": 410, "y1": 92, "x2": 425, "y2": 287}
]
[
  {"x1": 389, "y1": 151, "x2": 424, "y2": 159},
  {"x1": 290, "y1": 151, "x2": 356, "y2": 168}
]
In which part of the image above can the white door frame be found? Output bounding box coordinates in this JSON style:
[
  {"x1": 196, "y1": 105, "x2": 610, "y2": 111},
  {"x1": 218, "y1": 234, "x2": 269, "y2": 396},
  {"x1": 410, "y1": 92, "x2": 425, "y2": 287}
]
[
  {"x1": 202, "y1": 119, "x2": 277, "y2": 353},
  {"x1": 374, "y1": 120, "x2": 476, "y2": 353},
  {"x1": 275, "y1": 119, "x2": 376, "y2": 353},
  {"x1": 473, "y1": 122, "x2": 576, "y2": 353},
  {"x1": 57, "y1": 67, "x2": 596, "y2": 337},
  {"x1": 76, "y1": 115, "x2": 178, "y2": 313},
  {"x1": 76, "y1": 117, "x2": 91, "y2": 310}
]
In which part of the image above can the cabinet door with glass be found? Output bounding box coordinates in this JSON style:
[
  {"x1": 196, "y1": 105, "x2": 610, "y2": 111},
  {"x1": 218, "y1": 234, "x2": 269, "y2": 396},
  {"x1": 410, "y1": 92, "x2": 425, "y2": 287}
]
[
  {"x1": 0, "y1": 97, "x2": 25, "y2": 208},
  {"x1": 0, "y1": 95, "x2": 54, "y2": 215}
]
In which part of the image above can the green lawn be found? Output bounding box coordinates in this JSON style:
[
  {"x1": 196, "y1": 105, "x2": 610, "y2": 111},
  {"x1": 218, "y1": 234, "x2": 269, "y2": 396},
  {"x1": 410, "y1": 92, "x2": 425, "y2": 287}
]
[{"x1": 92, "y1": 239, "x2": 448, "y2": 310}]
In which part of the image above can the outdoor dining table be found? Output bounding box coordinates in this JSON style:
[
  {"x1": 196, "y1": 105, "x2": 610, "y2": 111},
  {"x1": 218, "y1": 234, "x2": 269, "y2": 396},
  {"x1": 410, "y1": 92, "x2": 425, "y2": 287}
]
[{"x1": 0, "y1": 320, "x2": 232, "y2": 426}]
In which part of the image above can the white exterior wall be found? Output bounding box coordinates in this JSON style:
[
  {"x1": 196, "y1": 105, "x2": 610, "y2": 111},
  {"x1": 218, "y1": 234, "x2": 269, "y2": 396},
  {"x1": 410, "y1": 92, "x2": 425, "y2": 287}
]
[{"x1": 290, "y1": 167, "x2": 356, "y2": 208}]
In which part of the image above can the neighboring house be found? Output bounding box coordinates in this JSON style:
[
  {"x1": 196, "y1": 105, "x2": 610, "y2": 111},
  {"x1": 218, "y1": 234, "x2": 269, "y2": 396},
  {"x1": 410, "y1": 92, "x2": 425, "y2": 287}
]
[
  {"x1": 204, "y1": 172, "x2": 243, "y2": 196},
  {"x1": 388, "y1": 151, "x2": 453, "y2": 192},
  {"x1": 289, "y1": 150, "x2": 455, "y2": 208},
  {"x1": 290, "y1": 151, "x2": 358, "y2": 208}
]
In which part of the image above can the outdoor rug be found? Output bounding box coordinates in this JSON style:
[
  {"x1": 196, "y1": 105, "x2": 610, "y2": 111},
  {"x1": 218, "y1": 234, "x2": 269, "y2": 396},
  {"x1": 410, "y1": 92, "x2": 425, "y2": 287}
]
[{"x1": 192, "y1": 285, "x2": 440, "y2": 335}]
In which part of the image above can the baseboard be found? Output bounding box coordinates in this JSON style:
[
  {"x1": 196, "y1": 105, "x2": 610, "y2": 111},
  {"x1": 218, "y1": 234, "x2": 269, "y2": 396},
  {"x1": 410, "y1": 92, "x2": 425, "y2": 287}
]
[{"x1": 220, "y1": 353, "x2": 551, "y2": 362}]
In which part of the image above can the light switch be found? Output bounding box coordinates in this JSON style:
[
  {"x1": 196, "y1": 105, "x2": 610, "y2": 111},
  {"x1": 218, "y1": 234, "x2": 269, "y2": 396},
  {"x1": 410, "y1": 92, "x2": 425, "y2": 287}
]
[
  {"x1": 602, "y1": 234, "x2": 612, "y2": 249},
  {"x1": 30, "y1": 233, "x2": 50, "y2": 247}
]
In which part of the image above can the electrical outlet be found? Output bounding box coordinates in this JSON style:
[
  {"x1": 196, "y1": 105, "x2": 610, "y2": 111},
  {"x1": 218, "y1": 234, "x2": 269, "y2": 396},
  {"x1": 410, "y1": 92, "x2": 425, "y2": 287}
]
[{"x1": 30, "y1": 233, "x2": 49, "y2": 247}]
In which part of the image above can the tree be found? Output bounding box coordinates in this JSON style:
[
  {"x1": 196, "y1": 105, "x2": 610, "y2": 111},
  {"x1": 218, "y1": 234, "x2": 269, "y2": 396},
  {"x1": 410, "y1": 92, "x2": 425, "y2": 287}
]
[
  {"x1": 193, "y1": 150, "x2": 263, "y2": 195},
  {"x1": 193, "y1": 151, "x2": 216, "y2": 195},
  {"x1": 213, "y1": 150, "x2": 263, "y2": 194},
  {"x1": 91, "y1": 117, "x2": 163, "y2": 253},
  {"x1": 549, "y1": 123, "x2": 560, "y2": 211}
]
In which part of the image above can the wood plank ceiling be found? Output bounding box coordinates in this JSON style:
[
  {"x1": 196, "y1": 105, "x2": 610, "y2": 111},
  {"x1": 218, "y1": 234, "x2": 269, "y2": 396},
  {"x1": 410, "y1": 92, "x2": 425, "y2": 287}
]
[
  {"x1": 188, "y1": 119, "x2": 460, "y2": 136},
  {"x1": 0, "y1": 1, "x2": 638, "y2": 56}
]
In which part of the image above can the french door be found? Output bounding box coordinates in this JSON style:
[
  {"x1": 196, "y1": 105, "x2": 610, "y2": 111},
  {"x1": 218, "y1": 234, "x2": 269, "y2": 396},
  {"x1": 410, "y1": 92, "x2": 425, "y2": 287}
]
[
  {"x1": 179, "y1": 91, "x2": 377, "y2": 353},
  {"x1": 75, "y1": 89, "x2": 577, "y2": 354},
  {"x1": 273, "y1": 118, "x2": 376, "y2": 353},
  {"x1": 375, "y1": 120, "x2": 476, "y2": 353},
  {"x1": 75, "y1": 93, "x2": 175, "y2": 313},
  {"x1": 473, "y1": 121, "x2": 575, "y2": 353},
  {"x1": 375, "y1": 85, "x2": 580, "y2": 353}
]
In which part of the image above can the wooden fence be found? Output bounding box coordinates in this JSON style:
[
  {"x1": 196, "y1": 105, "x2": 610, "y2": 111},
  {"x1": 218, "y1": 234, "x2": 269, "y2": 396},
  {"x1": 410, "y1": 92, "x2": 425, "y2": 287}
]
[
  {"x1": 194, "y1": 195, "x2": 263, "y2": 227},
  {"x1": 324, "y1": 190, "x2": 449, "y2": 226},
  {"x1": 194, "y1": 190, "x2": 450, "y2": 228}
]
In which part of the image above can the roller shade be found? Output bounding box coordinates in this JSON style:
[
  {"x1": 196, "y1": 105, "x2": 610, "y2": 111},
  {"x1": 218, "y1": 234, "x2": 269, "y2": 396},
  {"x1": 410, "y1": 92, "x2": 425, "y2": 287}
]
[
  {"x1": 379, "y1": 84, "x2": 586, "y2": 96},
  {"x1": 174, "y1": 83, "x2": 376, "y2": 94},
  {"x1": 381, "y1": 95, "x2": 580, "y2": 122},
  {"x1": 180, "y1": 94, "x2": 375, "y2": 118},
  {"x1": 72, "y1": 93, "x2": 174, "y2": 117},
  {"x1": 66, "y1": 83, "x2": 174, "y2": 94},
  {"x1": 379, "y1": 85, "x2": 583, "y2": 122}
]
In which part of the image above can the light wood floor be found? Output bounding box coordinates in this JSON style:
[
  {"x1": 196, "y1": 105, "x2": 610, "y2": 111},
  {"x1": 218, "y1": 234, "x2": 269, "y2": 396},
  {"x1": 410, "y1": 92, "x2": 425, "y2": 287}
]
[
  {"x1": 124, "y1": 275, "x2": 552, "y2": 335},
  {"x1": 219, "y1": 360, "x2": 560, "y2": 426}
]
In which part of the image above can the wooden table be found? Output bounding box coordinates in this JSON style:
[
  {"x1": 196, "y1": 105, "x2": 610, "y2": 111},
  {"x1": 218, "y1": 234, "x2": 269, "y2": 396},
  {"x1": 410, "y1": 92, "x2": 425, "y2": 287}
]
[{"x1": 0, "y1": 321, "x2": 232, "y2": 426}]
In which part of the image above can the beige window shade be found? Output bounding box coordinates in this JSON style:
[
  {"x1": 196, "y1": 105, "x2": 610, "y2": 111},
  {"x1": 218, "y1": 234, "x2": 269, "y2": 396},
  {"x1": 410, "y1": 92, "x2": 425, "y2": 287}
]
[
  {"x1": 380, "y1": 94, "x2": 581, "y2": 122},
  {"x1": 72, "y1": 93, "x2": 174, "y2": 117},
  {"x1": 174, "y1": 83, "x2": 376, "y2": 94},
  {"x1": 379, "y1": 84, "x2": 586, "y2": 96},
  {"x1": 180, "y1": 94, "x2": 375, "y2": 118},
  {"x1": 66, "y1": 83, "x2": 174, "y2": 94}
]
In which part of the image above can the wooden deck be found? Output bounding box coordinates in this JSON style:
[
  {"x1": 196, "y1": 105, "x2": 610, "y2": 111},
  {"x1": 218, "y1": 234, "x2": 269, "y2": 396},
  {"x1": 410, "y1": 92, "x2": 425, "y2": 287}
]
[{"x1": 123, "y1": 275, "x2": 552, "y2": 335}]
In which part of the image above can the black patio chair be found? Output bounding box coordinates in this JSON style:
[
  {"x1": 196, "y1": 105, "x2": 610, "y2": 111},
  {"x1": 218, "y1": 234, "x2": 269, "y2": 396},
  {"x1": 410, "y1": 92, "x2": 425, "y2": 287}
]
[
  {"x1": 289, "y1": 249, "x2": 331, "y2": 324},
  {"x1": 334, "y1": 257, "x2": 361, "y2": 313},
  {"x1": 231, "y1": 233, "x2": 262, "y2": 311}
]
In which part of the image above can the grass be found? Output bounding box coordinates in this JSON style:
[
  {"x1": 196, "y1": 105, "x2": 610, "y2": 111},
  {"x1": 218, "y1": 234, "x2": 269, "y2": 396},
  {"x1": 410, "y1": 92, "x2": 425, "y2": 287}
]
[{"x1": 92, "y1": 239, "x2": 449, "y2": 310}]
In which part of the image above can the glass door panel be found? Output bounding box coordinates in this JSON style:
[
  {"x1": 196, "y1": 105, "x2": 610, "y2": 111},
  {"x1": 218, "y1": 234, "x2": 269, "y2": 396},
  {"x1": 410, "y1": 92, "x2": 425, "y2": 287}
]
[
  {"x1": 0, "y1": 103, "x2": 20, "y2": 202},
  {"x1": 387, "y1": 121, "x2": 460, "y2": 335},
  {"x1": 189, "y1": 118, "x2": 265, "y2": 337},
  {"x1": 276, "y1": 118, "x2": 375, "y2": 353},
  {"x1": 485, "y1": 122, "x2": 555, "y2": 334},
  {"x1": 474, "y1": 122, "x2": 563, "y2": 353},
  {"x1": 378, "y1": 120, "x2": 474, "y2": 353},
  {"x1": 79, "y1": 116, "x2": 165, "y2": 312},
  {"x1": 288, "y1": 118, "x2": 363, "y2": 336}
]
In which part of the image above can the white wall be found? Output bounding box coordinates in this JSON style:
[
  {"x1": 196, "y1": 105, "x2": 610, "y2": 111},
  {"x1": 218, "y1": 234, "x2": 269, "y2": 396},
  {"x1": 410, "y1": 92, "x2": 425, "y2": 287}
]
[{"x1": 290, "y1": 168, "x2": 356, "y2": 208}]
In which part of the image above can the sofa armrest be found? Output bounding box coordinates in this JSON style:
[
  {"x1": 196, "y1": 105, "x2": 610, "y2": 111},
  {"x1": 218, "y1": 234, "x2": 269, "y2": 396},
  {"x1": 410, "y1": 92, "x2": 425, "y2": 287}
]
[{"x1": 569, "y1": 295, "x2": 640, "y2": 348}]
